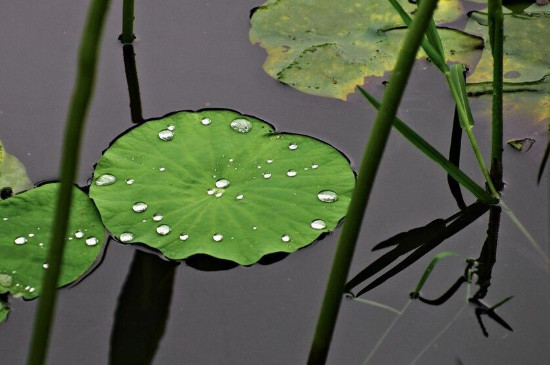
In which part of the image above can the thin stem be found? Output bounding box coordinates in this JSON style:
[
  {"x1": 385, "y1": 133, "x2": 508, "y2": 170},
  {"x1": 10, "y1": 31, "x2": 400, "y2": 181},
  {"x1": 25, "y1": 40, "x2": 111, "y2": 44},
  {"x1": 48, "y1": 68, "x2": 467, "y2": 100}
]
[
  {"x1": 26, "y1": 1, "x2": 111, "y2": 364},
  {"x1": 307, "y1": 1, "x2": 439, "y2": 363},
  {"x1": 488, "y1": 0, "x2": 504, "y2": 189},
  {"x1": 121, "y1": 0, "x2": 135, "y2": 44}
]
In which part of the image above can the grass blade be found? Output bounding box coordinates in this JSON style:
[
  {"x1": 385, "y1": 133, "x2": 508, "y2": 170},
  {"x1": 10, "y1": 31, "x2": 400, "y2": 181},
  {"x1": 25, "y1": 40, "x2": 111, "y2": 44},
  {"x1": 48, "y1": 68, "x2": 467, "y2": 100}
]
[
  {"x1": 307, "y1": 1, "x2": 440, "y2": 362},
  {"x1": 411, "y1": 251, "x2": 465, "y2": 297},
  {"x1": 358, "y1": 87, "x2": 497, "y2": 204}
]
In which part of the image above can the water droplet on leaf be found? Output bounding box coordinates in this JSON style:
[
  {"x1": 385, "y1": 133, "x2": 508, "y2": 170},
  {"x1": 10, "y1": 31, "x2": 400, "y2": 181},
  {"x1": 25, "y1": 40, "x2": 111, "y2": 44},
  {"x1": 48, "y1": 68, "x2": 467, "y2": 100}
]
[
  {"x1": 236, "y1": 194, "x2": 244, "y2": 200},
  {"x1": 120, "y1": 232, "x2": 134, "y2": 242},
  {"x1": 126, "y1": 179, "x2": 134, "y2": 185},
  {"x1": 287, "y1": 170, "x2": 297, "y2": 177},
  {"x1": 317, "y1": 190, "x2": 338, "y2": 203},
  {"x1": 75, "y1": 230, "x2": 84, "y2": 238},
  {"x1": 179, "y1": 234, "x2": 189, "y2": 241},
  {"x1": 95, "y1": 174, "x2": 117, "y2": 186},
  {"x1": 289, "y1": 143, "x2": 298, "y2": 150},
  {"x1": 215, "y1": 179, "x2": 230, "y2": 189},
  {"x1": 212, "y1": 233, "x2": 224, "y2": 242},
  {"x1": 281, "y1": 234, "x2": 291, "y2": 242},
  {"x1": 85, "y1": 237, "x2": 99, "y2": 246},
  {"x1": 132, "y1": 202, "x2": 148, "y2": 212},
  {"x1": 310, "y1": 219, "x2": 327, "y2": 230},
  {"x1": 156, "y1": 225, "x2": 171, "y2": 235},
  {"x1": 201, "y1": 118, "x2": 211, "y2": 125},
  {"x1": 158, "y1": 129, "x2": 174, "y2": 141},
  {"x1": 263, "y1": 172, "x2": 272, "y2": 179},
  {"x1": 230, "y1": 119, "x2": 253, "y2": 133},
  {"x1": 14, "y1": 237, "x2": 27, "y2": 245},
  {"x1": 153, "y1": 213, "x2": 163, "y2": 221}
]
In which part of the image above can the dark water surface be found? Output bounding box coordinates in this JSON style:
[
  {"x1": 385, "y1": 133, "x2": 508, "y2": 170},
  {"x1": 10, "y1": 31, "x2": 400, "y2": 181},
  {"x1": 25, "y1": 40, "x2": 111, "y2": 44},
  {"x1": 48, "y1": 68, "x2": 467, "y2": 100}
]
[{"x1": 1, "y1": 1, "x2": 548, "y2": 364}]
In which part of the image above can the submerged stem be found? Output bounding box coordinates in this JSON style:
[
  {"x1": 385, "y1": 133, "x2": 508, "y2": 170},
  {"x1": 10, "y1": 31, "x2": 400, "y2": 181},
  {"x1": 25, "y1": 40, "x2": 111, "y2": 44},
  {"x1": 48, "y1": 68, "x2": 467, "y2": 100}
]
[
  {"x1": 26, "y1": 1, "x2": 111, "y2": 364},
  {"x1": 307, "y1": 1, "x2": 439, "y2": 363}
]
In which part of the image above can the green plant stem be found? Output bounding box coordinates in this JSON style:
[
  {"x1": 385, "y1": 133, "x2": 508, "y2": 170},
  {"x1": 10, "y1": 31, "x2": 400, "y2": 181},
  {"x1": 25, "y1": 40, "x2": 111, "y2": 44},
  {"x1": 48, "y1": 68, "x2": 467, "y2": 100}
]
[
  {"x1": 307, "y1": 1, "x2": 439, "y2": 363},
  {"x1": 488, "y1": 0, "x2": 504, "y2": 189},
  {"x1": 121, "y1": 0, "x2": 135, "y2": 44},
  {"x1": 445, "y1": 69, "x2": 500, "y2": 200},
  {"x1": 26, "y1": 1, "x2": 111, "y2": 364}
]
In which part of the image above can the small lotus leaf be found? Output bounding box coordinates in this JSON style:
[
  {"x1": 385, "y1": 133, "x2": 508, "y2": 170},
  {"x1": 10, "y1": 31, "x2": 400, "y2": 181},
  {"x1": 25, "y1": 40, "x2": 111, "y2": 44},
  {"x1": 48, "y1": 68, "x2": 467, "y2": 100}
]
[
  {"x1": 249, "y1": 0, "x2": 482, "y2": 99},
  {"x1": 0, "y1": 298, "x2": 8, "y2": 323},
  {"x1": 0, "y1": 139, "x2": 32, "y2": 195},
  {"x1": 465, "y1": 10, "x2": 550, "y2": 85},
  {"x1": 0, "y1": 183, "x2": 106, "y2": 299},
  {"x1": 89, "y1": 110, "x2": 355, "y2": 265}
]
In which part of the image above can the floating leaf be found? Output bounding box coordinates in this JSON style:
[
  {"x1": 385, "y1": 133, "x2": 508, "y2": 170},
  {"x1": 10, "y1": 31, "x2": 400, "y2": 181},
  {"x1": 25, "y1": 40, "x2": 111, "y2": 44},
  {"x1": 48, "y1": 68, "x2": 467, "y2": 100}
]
[
  {"x1": 0, "y1": 297, "x2": 8, "y2": 324},
  {"x1": 0, "y1": 139, "x2": 32, "y2": 196},
  {"x1": 0, "y1": 183, "x2": 106, "y2": 299},
  {"x1": 89, "y1": 109, "x2": 355, "y2": 265},
  {"x1": 507, "y1": 138, "x2": 536, "y2": 152},
  {"x1": 249, "y1": 0, "x2": 482, "y2": 100},
  {"x1": 466, "y1": 10, "x2": 550, "y2": 85}
]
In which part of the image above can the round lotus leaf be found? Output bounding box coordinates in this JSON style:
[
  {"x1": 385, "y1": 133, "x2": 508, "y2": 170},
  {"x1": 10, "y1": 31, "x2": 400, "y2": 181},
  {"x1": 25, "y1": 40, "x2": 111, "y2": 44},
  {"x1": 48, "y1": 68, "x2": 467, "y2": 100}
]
[
  {"x1": 0, "y1": 183, "x2": 106, "y2": 299},
  {"x1": 89, "y1": 109, "x2": 355, "y2": 265}
]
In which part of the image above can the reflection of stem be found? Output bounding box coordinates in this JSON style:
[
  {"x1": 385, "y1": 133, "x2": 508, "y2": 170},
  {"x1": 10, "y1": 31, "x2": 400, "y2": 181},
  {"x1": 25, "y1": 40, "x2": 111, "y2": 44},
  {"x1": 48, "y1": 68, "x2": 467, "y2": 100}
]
[
  {"x1": 109, "y1": 251, "x2": 177, "y2": 365},
  {"x1": 123, "y1": 44, "x2": 144, "y2": 123},
  {"x1": 362, "y1": 300, "x2": 412, "y2": 365},
  {"x1": 474, "y1": 206, "x2": 501, "y2": 299},
  {"x1": 488, "y1": 0, "x2": 504, "y2": 190},
  {"x1": 26, "y1": 1, "x2": 111, "y2": 364}
]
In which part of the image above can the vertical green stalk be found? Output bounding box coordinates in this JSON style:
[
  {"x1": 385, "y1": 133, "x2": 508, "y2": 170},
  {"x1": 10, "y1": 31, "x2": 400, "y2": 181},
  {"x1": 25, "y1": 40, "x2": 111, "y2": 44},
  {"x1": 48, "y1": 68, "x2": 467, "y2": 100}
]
[
  {"x1": 306, "y1": 1, "x2": 439, "y2": 363},
  {"x1": 121, "y1": 0, "x2": 135, "y2": 44},
  {"x1": 26, "y1": 1, "x2": 111, "y2": 364},
  {"x1": 488, "y1": 0, "x2": 504, "y2": 190}
]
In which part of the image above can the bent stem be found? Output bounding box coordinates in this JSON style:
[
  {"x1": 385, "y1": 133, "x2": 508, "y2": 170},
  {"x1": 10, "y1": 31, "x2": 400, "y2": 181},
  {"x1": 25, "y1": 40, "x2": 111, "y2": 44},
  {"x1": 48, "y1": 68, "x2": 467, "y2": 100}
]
[
  {"x1": 26, "y1": 1, "x2": 111, "y2": 364},
  {"x1": 307, "y1": 1, "x2": 440, "y2": 363}
]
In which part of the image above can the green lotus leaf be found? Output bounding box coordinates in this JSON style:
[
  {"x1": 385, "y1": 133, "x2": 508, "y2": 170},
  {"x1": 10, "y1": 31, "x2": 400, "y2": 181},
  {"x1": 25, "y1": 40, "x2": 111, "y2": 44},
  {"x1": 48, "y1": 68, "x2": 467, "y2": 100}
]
[
  {"x1": 89, "y1": 109, "x2": 355, "y2": 265},
  {"x1": 466, "y1": 10, "x2": 550, "y2": 85},
  {"x1": 0, "y1": 139, "x2": 32, "y2": 196},
  {"x1": 249, "y1": 0, "x2": 482, "y2": 100},
  {"x1": 0, "y1": 183, "x2": 106, "y2": 299}
]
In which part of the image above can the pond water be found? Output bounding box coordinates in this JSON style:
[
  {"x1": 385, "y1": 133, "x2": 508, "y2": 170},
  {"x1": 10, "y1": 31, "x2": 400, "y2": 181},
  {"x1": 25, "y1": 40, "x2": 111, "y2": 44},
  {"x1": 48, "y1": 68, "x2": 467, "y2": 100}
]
[{"x1": 1, "y1": 0, "x2": 548, "y2": 364}]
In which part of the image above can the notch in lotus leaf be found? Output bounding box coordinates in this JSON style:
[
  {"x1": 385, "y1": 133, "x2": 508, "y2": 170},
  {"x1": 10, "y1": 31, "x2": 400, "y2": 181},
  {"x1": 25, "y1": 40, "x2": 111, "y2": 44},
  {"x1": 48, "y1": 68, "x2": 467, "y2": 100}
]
[
  {"x1": 89, "y1": 109, "x2": 355, "y2": 265},
  {"x1": 0, "y1": 183, "x2": 106, "y2": 323}
]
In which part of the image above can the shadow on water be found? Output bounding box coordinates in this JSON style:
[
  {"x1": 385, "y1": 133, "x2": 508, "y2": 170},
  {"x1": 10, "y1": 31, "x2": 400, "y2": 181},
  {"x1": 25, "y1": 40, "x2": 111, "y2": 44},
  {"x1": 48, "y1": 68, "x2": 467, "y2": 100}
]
[{"x1": 108, "y1": 250, "x2": 178, "y2": 365}]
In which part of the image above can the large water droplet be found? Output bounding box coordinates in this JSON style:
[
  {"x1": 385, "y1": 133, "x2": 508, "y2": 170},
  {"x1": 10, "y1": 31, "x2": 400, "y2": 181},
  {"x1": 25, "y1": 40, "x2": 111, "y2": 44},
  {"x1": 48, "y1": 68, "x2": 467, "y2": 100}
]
[
  {"x1": 158, "y1": 129, "x2": 174, "y2": 141},
  {"x1": 230, "y1": 119, "x2": 253, "y2": 133},
  {"x1": 42, "y1": 263, "x2": 49, "y2": 269},
  {"x1": 132, "y1": 202, "x2": 148, "y2": 213},
  {"x1": 289, "y1": 143, "x2": 298, "y2": 150},
  {"x1": 85, "y1": 237, "x2": 99, "y2": 246},
  {"x1": 263, "y1": 172, "x2": 271, "y2": 179},
  {"x1": 95, "y1": 174, "x2": 117, "y2": 186},
  {"x1": 120, "y1": 232, "x2": 134, "y2": 242},
  {"x1": 310, "y1": 219, "x2": 327, "y2": 230},
  {"x1": 286, "y1": 170, "x2": 297, "y2": 177},
  {"x1": 153, "y1": 213, "x2": 163, "y2": 222},
  {"x1": 156, "y1": 225, "x2": 171, "y2": 235},
  {"x1": 317, "y1": 190, "x2": 339, "y2": 203},
  {"x1": 0, "y1": 274, "x2": 13, "y2": 287},
  {"x1": 14, "y1": 237, "x2": 27, "y2": 245},
  {"x1": 212, "y1": 233, "x2": 224, "y2": 242},
  {"x1": 75, "y1": 230, "x2": 84, "y2": 239},
  {"x1": 215, "y1": 179, "x2": 230, "y2": 189},
  {"x1": 179, "y1": 234, "x2": 189, "y2": 241},
  {"x1": 281, "y1": 234, "x2": 291, "y2": 242},
  {"x1": 201, "y1": 117, "x2": 211, "y2": 125}
]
